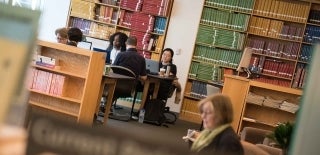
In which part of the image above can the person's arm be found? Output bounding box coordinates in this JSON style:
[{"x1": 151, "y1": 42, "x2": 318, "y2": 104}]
[{"x1": 170, "y1": 64, "x2": 177, "y2": 76}]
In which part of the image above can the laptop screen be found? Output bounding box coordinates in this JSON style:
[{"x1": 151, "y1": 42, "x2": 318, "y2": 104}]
[
  {"x1": 78, "y1": 41, "x2": 92, "y2": 50},
  {"x1": 145, "y1": 59, "x2": 160, "y2": 74}
]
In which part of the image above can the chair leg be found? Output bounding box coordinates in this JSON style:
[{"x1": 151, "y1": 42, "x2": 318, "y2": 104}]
[{"x1": 130, "y1": 91, "x2": 139, "y2": 117}]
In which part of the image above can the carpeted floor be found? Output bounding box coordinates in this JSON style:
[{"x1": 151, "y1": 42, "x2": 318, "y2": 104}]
[{"x1": 93, "y1": 106, "x2": 201, "y2": 150}]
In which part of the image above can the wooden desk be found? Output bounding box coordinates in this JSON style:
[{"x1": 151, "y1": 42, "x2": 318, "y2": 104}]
[
  {"x1": 96, "y1": 72, "x2": 135, "y2": 124},
  {"x1": 139, "y1": 74, "x2": 177, "y2": 110}
]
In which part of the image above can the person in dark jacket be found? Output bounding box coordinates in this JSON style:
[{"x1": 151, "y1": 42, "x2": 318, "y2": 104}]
[{"x1": 190, "y1": 94, "x2": 244, "y2": 155}]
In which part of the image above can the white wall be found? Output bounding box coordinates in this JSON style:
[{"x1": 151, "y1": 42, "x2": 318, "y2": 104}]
[
  {"x1": 38, "y1": 0, "x2": 70, "y2": 42},
  {"x1": 38, "y1": 0, "x2": 203, "y2": 113},
  {"x1": 164, "y1": 0, "x2": 204, "y2": 112}
]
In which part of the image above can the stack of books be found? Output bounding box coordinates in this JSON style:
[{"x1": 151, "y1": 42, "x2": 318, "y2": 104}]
[
  {"x1": 142, "y1": 0, "x2": 171, "y2": 16},
  {"x1": 120, "y1": 0, "x2": 143, "y2": 11}
]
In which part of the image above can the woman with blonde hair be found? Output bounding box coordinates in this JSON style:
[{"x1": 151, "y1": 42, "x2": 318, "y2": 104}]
[{"x1": 190, "y1": 94, "x2": 243, "y2": 155}]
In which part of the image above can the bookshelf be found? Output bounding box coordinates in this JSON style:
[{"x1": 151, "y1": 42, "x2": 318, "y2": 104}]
[
  {"x1": 180, "y1": 0, "x2": 319, "y2": 124},
  {"x1": 67, "y1": 0, "x2": 174, "y2": 61},
  {"x1": 179, "y1": 0, "x2": 254, "y2": 123},
  {"x1": 27, "y1": 40, "x2": 105, "y2": 125},
  {"x1": 222, "y1": 75, "x2": 301, "y2": 133}
]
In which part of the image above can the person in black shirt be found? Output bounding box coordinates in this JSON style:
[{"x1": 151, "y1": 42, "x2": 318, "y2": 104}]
[
  {"x1": 67, "y1": 27, "x2": 83, "y2": 47},
  {"x1": 113, "y1": 36, "x2": 147, "y2": 81}
]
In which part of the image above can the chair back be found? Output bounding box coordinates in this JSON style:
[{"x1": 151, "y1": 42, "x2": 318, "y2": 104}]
[{"x1": 110, "y1": 65, "x2": 137, "y2": 99}]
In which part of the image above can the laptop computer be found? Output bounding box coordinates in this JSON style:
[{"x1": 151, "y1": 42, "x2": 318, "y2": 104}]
[
  {"x1": 145, "y1": 59, "x2": 160, "y2": 75},
  {"x1": 93, "y1": 47, "x2": 111, "y2": 64},
  {"x1": 78, "y1": 41, "x2": 92, "y2": 50}
]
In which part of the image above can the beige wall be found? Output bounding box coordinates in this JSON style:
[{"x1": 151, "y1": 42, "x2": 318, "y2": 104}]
[{"x1": 164, "y1": 0, "x2": 204, "y2": 112}]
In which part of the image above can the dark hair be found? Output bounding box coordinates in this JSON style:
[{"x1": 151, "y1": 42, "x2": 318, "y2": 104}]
[
  {"x1": 66, "y1": 41, "x2": 77, "y2": 46},
  {"x1": 68, "y1": 27, "x2": 83, "y2": 42},
  {"x1": 126, "y1": 36, "x2": 137, "y2": 46},
  {"x1": 162, "y1": 48, "x2": 174, "y2": 63},
  {"x1": 108, "y1": 32, "x2": 128, "y2": 51}
]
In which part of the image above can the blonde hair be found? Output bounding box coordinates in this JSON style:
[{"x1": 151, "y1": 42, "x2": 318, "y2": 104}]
[
  {"x1": 198, "y1": 94, "x2": 233, "y2": 126},
  {"x1": 55, "y1": 27, "x2": 68, "y2": 39}
]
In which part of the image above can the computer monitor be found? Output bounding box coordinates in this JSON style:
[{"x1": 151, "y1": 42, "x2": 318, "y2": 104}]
[
  {"x1": 93, "y1": 47, "x2": 110, "y2": 64},
  {"x1": 77, "y1": 41, "x2": 92, "y2": 50}
]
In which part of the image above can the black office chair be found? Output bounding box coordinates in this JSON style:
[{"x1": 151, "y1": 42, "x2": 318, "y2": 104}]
[{"x1": 108, "y1": 65, "x2": 137, "y2": 121}]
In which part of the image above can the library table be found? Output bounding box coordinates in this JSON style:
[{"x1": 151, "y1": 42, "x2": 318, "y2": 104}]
[
  {"x1": 139, "y1": 74, "x2": 177, "y2": 110},
  {"x1": 95, "y1": 72, "x2": 135, "y2": 125}
]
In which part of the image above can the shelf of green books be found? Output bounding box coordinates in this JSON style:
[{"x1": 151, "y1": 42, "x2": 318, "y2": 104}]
[
  {"x1": 200, "y1": 7, "x2": 250, "y2": 32},
  {"x1": 196, "y1": 25, "x2": 245, "y2": 50},
  {"x1": 199, "y1": 23, "x2": 246, "y2": 33},
  {"x1": 203, "y1": 5, "x2": 252, "y2": 15},
  {"x1": 191, "y1": 59, "x2": 237, "y2": 70},
  {"x1": 203, "y1": 0, "x2": 254, "y2": 14},
  {"x1": 195, "y1": 42, "x2": 243, "y2": 52}
]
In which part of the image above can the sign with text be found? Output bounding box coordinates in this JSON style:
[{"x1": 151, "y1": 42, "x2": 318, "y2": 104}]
[{"x1": 27, "y1": 114, "x2": 193, "y2": 155}]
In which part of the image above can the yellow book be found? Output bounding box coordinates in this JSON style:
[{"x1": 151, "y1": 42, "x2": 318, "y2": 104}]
[
  {"x1": 273, "y1": 0, "x2": 280, "y2": 19},
  {"x1": 249, "y1": 16, "x2": 257, "y2": 34},
  {"x1": 253, "y1": 0, "x2": 261, "y2": 14},
  {"x1": 264, "y1": 0, "x2": 272, "y2": 17}
]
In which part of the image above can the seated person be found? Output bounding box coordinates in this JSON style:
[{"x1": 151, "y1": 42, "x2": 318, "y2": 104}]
[
  {"x1": 184, "y1": 94, "x2": 244, "y2": 155},
  {"x1": 113, "y1": 36, "x2": 147, "y2": 81},
  {"x1": 156, "y1": 48, "x2": 181, "y2": 103},
  {"x1": 55, "y1": 27, "x2": 68, "y2": 44},
  {"x1": 106, "y1": 32, "x2": 128, "y2": 64},
  {"x1": 67, "y1": 27, "x2": 83, "y2": 46}
]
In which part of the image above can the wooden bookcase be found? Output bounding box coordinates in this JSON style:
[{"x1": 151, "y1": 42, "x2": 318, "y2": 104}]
[
  {"x1": 180, "y1": 0, "x2": 319, "y2": 124},
  {"x1": 67, "y1": 0, "x2": 174, "y2": 61},
  {"x1": 222, "y1": 75, "x2": 302, "y2": 134},
  {"x1": 27, "y1": 40, "x2": 105, "y2": 125}
]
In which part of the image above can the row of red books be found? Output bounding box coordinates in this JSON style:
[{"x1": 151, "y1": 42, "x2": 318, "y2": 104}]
[
  {"x1": 28, "y1": 69, "x2": 66, "y2": 96},
  {"x1": 130, "y1": 13, "x2": 155, "y2": 32},
  {"x1": 262, "y1": 59, "x2": 295, "y2": 78},
  {"x1": 120, "y1": 0, "x2": 171, "y2": 16},
  {"x1": 120, "y1": 0, "x2": 143, "y2": 11},
  {"x1": 130, "y1": 30, "x2": 151, "y2": 50},
  {"x1": 249, "y1": 56, "x2": 295, "y2": 79},
  {"x1": 142, "y1": 0, "x2": 171, "y2": 16},
  {"x1": 292, "y1": 64, "x2": 307, "y2": 88}
]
